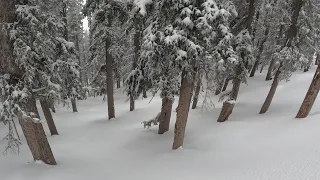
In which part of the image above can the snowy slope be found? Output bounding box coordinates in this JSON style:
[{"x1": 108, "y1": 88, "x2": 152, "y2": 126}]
[{"x1": 1, "y1": 68, "x2": 320, "y2": 180}]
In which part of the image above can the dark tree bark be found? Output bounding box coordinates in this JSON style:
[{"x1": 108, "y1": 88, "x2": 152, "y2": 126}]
[
  {"x1": 143, "y1": 90, "x2": 147, "y2": 98},
  {"x1": 117, "y1": 80, "x2": 121, "y2": 89},
  {"x1": 106, "y1": 38, "x2": 115, "y2": 119},
  {"x1": 217, "y1": 0, "x2": 256, "y2": 122},
  {"x1": 173, "y1": 71, "x2": 195, "y2": 149},
  {"x1": 19, "y1": 97, "x2": 57, "y2": 165},
  {"x1": 40, "y1": 99, "x2": 59, "y2": 136},
  {"x1": 192, "y1": 72, "x2": 201, "y2": 109},
  {"x1": 217, "y1": 65, "x2": 242, "y2": 122},
  {"x1": 250, "y1": 26, "x2": 269, "y2": 77},
  {"x1": 260, "y1": 0, "x2": 304, "y2": 114},
  {"x1": 260, "y1": 66, "x2": 281, "y2": 114},
  {"x1": 222, "y1": 78, "x2": 230, "y2": 92},
  {"x1": 296, "y1": 62, "x2": 320, "y2": 118},
  {"x1": 266, "y1": 25, "x2": 284, "y2": 81},
  {"x1": 158, "y1": 97, "x2": 173, "y2": 134},
  {"x1": 260, "y1": 65, "x2": 264, "y2": 73},
  {"x1": 130, "y1": 16, "x2": 143, "y2": 111}
]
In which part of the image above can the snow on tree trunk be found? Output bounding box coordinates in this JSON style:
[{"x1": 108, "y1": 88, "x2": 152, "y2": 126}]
[
  {"x1": 158, "y1": 97, "x2": 173, "y2": 134},
  {"x1": 19, "y1": 97, "x2": 57, "y2": 165},
  {"x1": 260, "y1": 66, "x2": 281, "y2": 114},
  {"x1": 71, "y1": 98, "x2": 78, "y2": 112},
  {"x1": 192, "y1": 72, "x2": 201, "y2": 109},
  {"x1": 173, "y1": 71, "x2": 195, "y2": 149},
  {"x1": 296, "y1": 64, "x2": 320, "y2": 118},
  {"x1": 40, "y1": 99, "x2": 59, "y2": 136},
  {"x1": 106, "y1": 38, "x2": 115, "y2": 119},
  {"x1": 50, "y1": 100, "x2": 56, "y2": 113},
  {"x1": 217, "y1": 65, "x2": 241, "y2": 122}
]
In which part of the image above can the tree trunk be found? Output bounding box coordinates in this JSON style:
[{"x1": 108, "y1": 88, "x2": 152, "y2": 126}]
[
  {"x1": 50, "y1": 102, "x2": 56, "y2": 113},
  {"x1": 217, "y1": 65, "x2": 242, "y2": 122},
  {"x1": 130, "y1": 95, "x2": 135, "y2": 112},
  {"x1": 158, "y1": 97, "x2": 173, "y2": 134},
  {"x1": 105, "y1": 39, "x2": 115, "y2": 119},
  {"x1": 296, "y1": 64, "x2": 320, "y2": 118},
  {"x1": 260, "y1": 65, "x2": 264, "y2": 73},
  {"x1": 19, "y1": 97, "x2": 57, "y2": 165},
  {"x1": 40, "y1": 99, "x2": 59, "y2": 136},
  {"x1": 172, "y1": 71, "x2": 195, "y2": 150},
  {"x1": 117, "y1": 80, "x2": 121, "y2": 89},
  {"x1": 222, "y1": 78, "x2": 230, "y2": 92},
  {"x1": 143, "y1": 90, "x2": 147, "y2": 98},
  {"x1": 260, "y1": 67, "x2": 281, "y2": 114},
  {"x1": 250, "y1": 60, "x2": 260, "y2": 77},
  {"x1": 71, "y1": 98, "x2": 78, "y2": 112},
  {"x1": 250, "y1": 26, "x2": 269, "y2": 77},
  {"x1": 266, "y1": 25, "x2": 284, "y2": 81},
  {"x1": 192, "y1": 72, "x2": 201, "y2": 109}
]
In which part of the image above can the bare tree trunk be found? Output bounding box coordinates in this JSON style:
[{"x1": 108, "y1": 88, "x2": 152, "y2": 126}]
[
  {"x1": 130, "y1": 95, "x2": 135, "y2": 111},
  {"x1": 222, "y1": 78, "x2": 230, "y2": 92},
  {"x1": 50, "y1": 102, "x2": 56, "y2": 113},
  {"x1": 40, "y1": 99, "x2": 59, "y2": 136},
  {"x1": 250, "y1": 26, "x2": 269, "y2": 77},
  {"x1": 105, "y1": 39, "x2": 115, "y2": 119},
  {"x1": 192, "y1": 72, "x2": 201, "y2": 109},
  {"x1": 260, "y1": 67, "x2": 281, "y2": 114},
  {"x1": 266, "y1": 59, "x2": 275, "y2": 81},
  {"x1": 143, "y1": 90, "x2": 147, "y2": 98},
  {"x1": 158, "y1": 97, "x2": 173, "y2": 134},
  {"x1": 117, "y1": 80, "x2": 121, "y2": 89},
  {"x1": 172, "y1": 71, "x2": 195, "y2": 150},
  {"x1": 71, "y1": 98, "x2": 78, "y2": 112},
  {"x1": 296, "y1": 64, "x2": 320, "y2": 118},
  {"x1": 260, "y1": 65, "x2": 264, "y2": 73},
  {"x1": 217, "y1": 65, "x2": 242, "y2": 122},
  {"x1": 19, "y1": 97, "x2": 57, "y2": 165},
  {"x1": 266, "y1": 25, "x2": 284, "y2": 81}
]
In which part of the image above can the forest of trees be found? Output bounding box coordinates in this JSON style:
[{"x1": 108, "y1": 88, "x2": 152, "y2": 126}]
[{"x1": 0, "y1": 0, "x2": 320, "y2": 165}]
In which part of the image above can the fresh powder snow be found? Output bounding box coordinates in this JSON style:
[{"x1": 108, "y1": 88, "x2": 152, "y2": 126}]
[{"x1": 1, "y1": 68, "x2": 320, "y2": 180}]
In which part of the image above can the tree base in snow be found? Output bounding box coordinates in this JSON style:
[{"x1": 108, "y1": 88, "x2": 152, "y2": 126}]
[{"x1": 217, "y1": 101, "x2": 235, "y2": 122}]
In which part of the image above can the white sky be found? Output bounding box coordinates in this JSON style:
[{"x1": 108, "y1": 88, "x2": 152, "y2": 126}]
[{"x1": 82, "y1": 0, "x2": 89, "y2": 30}]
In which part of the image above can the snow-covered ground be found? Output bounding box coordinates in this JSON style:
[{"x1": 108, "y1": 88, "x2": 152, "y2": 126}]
[{"x1": 1, "y1": 68, "x2": 320, "y2": 180}]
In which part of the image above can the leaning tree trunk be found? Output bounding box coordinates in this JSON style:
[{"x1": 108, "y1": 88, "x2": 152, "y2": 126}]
[
  {"x1": 158, "y1": 97, "x2": 173, "y2": 134},
  {"x1": 296, "y1": 63, "x2": 320, "y2": 118},
  {"x1": 172, "y1": 71, "x2": 195, "y2": 150},
  {"x1": 222, "y1": 78, "x2": 230, "y2": 92},
  {"x1": 143, "y1": 90, "x2": 147, "y2": 99},
  {"x1": 71, "y1": 98, "x2": 78, "y2": 112},
  {"x1": 266, "y1": 25, "x2": 284, "y2": 81},
  {"x1": 105, "y1": 38, "x2": 115, "y2": 119},
  {"x1": 40, "y1": 99, "x2": 59, "y2": 135},
  {"x1": 217, "y1": 65, "x2": 242, "y2": 122},
  {"x1": 260, "y1": 67, "x2": 281, "y2": 114},
  {"x1": 260, "y1": 65, "x2": 264, "y2": 73},
  {"x1": 19, "y1": 97, "x2": 57, "y2": 165},
  {"x1": 192, "y1": 72, "x2": 201, "y2": 109}
]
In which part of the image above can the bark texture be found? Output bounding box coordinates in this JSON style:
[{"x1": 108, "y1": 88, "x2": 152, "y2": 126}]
[
  {"x1": 173, "y1": 71, "x2": 195, "y2": 149},
  {"x1": 19, "y1": 98, "x2": 57, "y2": 165},
  {"x1": 158, "y1": 97, "x2": 173, "y2": 134},
  {"x1": 40, "y1": 99, "x2": 59, "y2": 135},
  {"x1": 106, "y1": 38, "x2": 115, "y2": 119},
  {"x1": 260, "y1": 67, "x2": 281, "y2": 114},
  {"x1": 192, "y1": 72, "x2": 201, "y2": 109},
  {"x1": 217, "y1": 65, "x2": 242, "y2": 122},
  {"x1": 296, "y1": 63, "x2": 320, "y2": 118}
]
